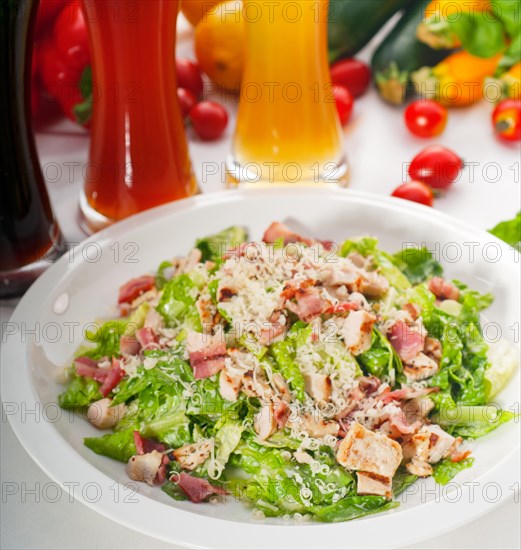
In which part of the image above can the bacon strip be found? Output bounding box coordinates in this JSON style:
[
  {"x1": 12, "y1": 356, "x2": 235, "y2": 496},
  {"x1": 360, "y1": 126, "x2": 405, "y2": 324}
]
[
  {"x1": 133, "y1": 431, "x2": 166, "y2": 455},
  {"x1": 428, "y1": 277, "x2": 460, "y2": 301},
  {"x1": 388, "y1": 320, "x2": 425, "y2": 363},
  {"x1": 118, "y1": 275, "x2": 155, "y2": 305},
  {"x1": 99, "y1": 358, "x2": 124, "y2": 397},
  {"x1": 380, "y1": 386, "x2": 439, "y2": 405},
  {"x1": 136, "y1": 327, "x2": 158, "y2": 349},
  {"x1": 263, "y1": 221, "x2": 334, "y2": 250},
  {"x1": 74, "y1": 357, "x2": 108, "y2": 383},
  {"x1": 186, "y1": 332, "x2": 226, "y2": 379},
  {"x1": 175, "y1": 472, "x2": 227, "y2": 503}
]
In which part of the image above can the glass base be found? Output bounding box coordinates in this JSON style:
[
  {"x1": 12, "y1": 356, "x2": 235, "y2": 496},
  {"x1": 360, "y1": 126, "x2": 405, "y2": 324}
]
[
  {"x1": 0, "y1": 229, "x2": 66, "y2": 299},
  {"x1": 226, "y1": 154, "x2": 349, "y2": 188},
  {"x1": 79, "y1": 189, "x2": 115, "y2": 234}
]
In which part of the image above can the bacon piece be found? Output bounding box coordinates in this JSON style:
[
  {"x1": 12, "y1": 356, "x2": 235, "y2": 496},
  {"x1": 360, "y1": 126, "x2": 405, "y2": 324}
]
[
  {"x1": 156, "y1": 455, "x2": 170, "y2": 484},
  {"x1": 120, "y1": 335, "x2": 141, "y2": 355},
  {"x1": 428, "y1": 277, "x2": 460, "y2": 301},
  {"x1": 286, "y1": 286, "x2": 327, "y2": 322},
  {"x1": 262, "y1": 221, "x2": 334, "y2": 250},
  {"x1": 136, "y1": 327, "x2": 158, "y2": 349},
  {"x1": 357, "y1": 376, "x2": 381, "y2": 396},
  {"x1": 133, "y1": 431, "x2": 166, "y2": 455},
  {"x1": 451, "y1": 450, "x2": 471, "y2": 463},
  {"x1": 380, "y1": 386, "x2": 439, "y2": 405},
  {"x1": 175, "y1": 472, "x2": 227, "y2": 503},
  {"x1": 186, "y1": 331, "x2": 226, "y2": 379},
  {"x1": 118, "y1": 275, "x2": 155, "y2": 305},
  {"x1": 99, "y1": 358, "x2": 124, "y2": 397},
  {"x1": 324, "y1": 301, "x2": 360, "y2": 315},
  {"x1": 74, "y1": 356, "x2": 109, "y2": 383},
  {"x1": 388, "y1": 411, "x2": 422, "y2": 436},
  {"x1": 388, "y1": 320, "x2": 425, "y2": 363},
  {"x1": 273, "y1": 400, "x2": 290, "y2": 429}
]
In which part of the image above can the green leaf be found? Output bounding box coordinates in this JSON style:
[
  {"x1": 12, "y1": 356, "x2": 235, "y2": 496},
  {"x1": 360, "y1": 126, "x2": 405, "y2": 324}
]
[
  {"x1": 392, "y1": 247, "x2": 443, "y2": 284},
  {"x1": 489, "y1": 212, "x2": 521, "y2": 251},
  {"x1": 392, "y1": 467, "x2": 418, "y2": 496},
  {"x1": 449, "y1": 11, "x2": 506, "y2": 58},
  {"x1": 84, "y1": 428, "x2": 136, "y2": 463},
  {"x1": 433, "y1": 457, "x2": 475, "y2": 485},
  {"x1": 491, "y1": 0, "x2": 521, "y2": 38},
  {"x1": 358, "y1": 328, "x2": 402, "y2": 380},
  {"x1": 79, "y1": 65, "x2": 92, "y2": 99},
  {"x1": 269, "y1": 323, "x2": 310, "y2": 401},
  {"x1": 155, "y1": 260, "x2": 173, "y2": 290},
  {"x1": 58, "y1": 372, "x2": 102, "y2": 409},
  {"x1": 195, "y1": 226, "x2": 248, "y2": 264},
  {"x1": 156, "y1": 273, "x2": 204, "y2": 330},
  {"x1": 314, "y1": 496, "x2": 398, "y2": 523}
]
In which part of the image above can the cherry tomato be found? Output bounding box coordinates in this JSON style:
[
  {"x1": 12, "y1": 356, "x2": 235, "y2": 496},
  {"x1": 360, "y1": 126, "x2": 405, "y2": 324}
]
[
  {"x1": 176, "y1": 58, "x2": 204, "y2": 99},
  {"x1": 404, "y1": 100, "x2": 448, "y2": 138},
  {"x1": 189, "y1": 101, "x2": 228, "y2": 141},
  {"x1": 53, "y1": 1, "x2": 90, "y2": 71},
  {"x1": 492, "y1": 99, "x2": 521, "y2": 142},
  {"x1": 332, "y1": 84, "x2": 354, "y2": 126},
  {"x1": 408, "y1": 145, "x2": 463, "y2": 192},
  {"x1": 177, "y1": 88, "x2": 197, "y2": 118},
  {"x1": 39, "y1": 38, "x2": 84, "y2": 123},
  {"x1": 391, "y1": 181, "x2": 434, "y2": 207},
  {"x1": 330, "y1": 58, "x2": 372, "y2": 98}
]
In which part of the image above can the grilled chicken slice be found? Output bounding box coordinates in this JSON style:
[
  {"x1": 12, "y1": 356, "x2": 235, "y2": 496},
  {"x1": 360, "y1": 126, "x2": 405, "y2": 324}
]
[
  {"x1": 304, "y1": 373, "x2": 332, "y2": 403},
  {"x1": 341, "y1": 310, "x2": 376, "y2": 355},
  {"x1": 404, "y1": 352, "x2": 439, "y2": 382},
  {"x1": 402, "y1": 425, "x2": 460, "y2": 464},
  {"x1": 336, "y1": 422, "x2": 403, "y2": 486},
  {"x1": 173, "y1": 440, "x2": 213, "y2": 471},
  {"x1": 125, "y1": 451, "x2": 163, "y2": 486}
]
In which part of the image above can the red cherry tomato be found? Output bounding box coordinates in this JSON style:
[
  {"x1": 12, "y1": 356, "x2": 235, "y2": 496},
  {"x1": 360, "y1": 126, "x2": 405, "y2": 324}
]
[
  {"x1": 391, "y1": 181, "x2": 434, "y2": 207},
  {"x1": 53, "y1": 1, "x2": 90, "y2": 71},
  {"x1": 332, "y1": 84, "x2": 354, "y2": 126},
  {"x1": 492, "y1": 99, "x2": 521, "y2": 142},
  {"x1": 404, "y1": 100, "x2": 448, "y2": 138},
  {"x1": 189, "y1": 101, "x2": 228, "y2": 141},
  {"x1": 39, "y1": 38, "x2": 84, "y2": 123},
  {"x1": 176, "y1": 58, "x2": 204, "y2": 99},
  {"x1": 177, "y1": 88, "x2": 197, "y2": 118},
  {"x1": 408, "y1": 145, "x2": 463, "y2": 192},
  {"x1": 330, "y1": 58, "x2": 372, "y2": 98}
]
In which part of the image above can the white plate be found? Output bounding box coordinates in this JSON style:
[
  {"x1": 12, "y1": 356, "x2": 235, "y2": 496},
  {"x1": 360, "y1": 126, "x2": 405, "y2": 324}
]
[{"x1": 2, "y1": 188, "x2": 520, "y2": 549}]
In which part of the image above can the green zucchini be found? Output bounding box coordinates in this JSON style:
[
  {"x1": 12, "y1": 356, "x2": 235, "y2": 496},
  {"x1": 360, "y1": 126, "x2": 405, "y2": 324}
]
[
  {"x1": 371, "y1": 0, "x2": 454, "y2": 105},
  {"x1": 328, "y1": 0, "x2": 405, "y2": 63}
]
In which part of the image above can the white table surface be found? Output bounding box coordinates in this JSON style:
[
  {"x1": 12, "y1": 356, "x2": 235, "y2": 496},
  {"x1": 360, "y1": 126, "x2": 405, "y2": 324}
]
[{"x1": 1, "y1": 14, "x2": 520, "y2": 550}]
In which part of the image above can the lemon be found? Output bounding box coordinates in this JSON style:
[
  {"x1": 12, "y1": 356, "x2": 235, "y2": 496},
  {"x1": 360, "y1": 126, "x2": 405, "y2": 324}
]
[
  {"x1": 181, "y1": 0, "x2": 222, "y2": 27},
  {"x1": 485, "y1": 340, "x2": 519, "y2": 400},
  {"x1": 195, "y1": 0, "x2": 244, "y2": 92}
]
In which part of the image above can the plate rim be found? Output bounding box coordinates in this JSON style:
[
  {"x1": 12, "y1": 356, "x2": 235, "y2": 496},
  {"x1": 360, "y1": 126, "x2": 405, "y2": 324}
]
[{"x1": 2, "y1": 187, "x2": 520, "y2": 549}]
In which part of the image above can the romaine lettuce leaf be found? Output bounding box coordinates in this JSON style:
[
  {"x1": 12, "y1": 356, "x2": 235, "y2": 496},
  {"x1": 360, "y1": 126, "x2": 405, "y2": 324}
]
[
  {"x1": 358, "y1": 328, "x2": 403, "y2": 380},
  {"x1": 314, "y1": 496, "x2": 398, "y2": 523},
  {"x1": 156, "y1": 273, "x2": 204, "y2": 331},
  {"x1": 433, "y1": 457, "x2": 474, "y2": 485},
  {"x1": 58, "y1": 372, "x2": 102, "y2": 409},
  {"x1": 84, "y1": 428, "x2": 136, "y2": 462},
  {"x1": 195, "y1": 226, "x2": 248, "y2": 263},
  {"x1": 392, "y1": 247, "x2": 443, "y2": 284}
]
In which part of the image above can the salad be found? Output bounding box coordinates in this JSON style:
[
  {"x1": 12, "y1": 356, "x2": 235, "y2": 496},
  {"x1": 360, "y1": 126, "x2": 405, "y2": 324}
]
[{"x1": 59, "y1": 222, "x2": 517, "y2": 523}]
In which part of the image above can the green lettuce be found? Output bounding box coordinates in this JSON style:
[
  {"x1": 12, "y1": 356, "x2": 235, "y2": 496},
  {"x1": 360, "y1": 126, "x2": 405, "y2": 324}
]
[
  {"x1": 84, "y1": 428, "x2": 136, "y2": 463},
  {"x1": 489, "y1": 211, "x2": 521, "y2": 251},
  {"x1": 392, "y1": 247, "x2": 443, "y2": 284},
  {"x1": 314, "y1": 496, "x2": 398, "y2": 523},
  {"x1": 358, "y1": 328, "x2": 403, "y2": 380},
  {"x1": 433, "y1": 457, "x2": 474, "y2": 485},
  {"x1": 58, "y1": 372, "x2": 102, "y2": 409},
  {"x1": 195, "y1": 226, "x2": 248, "y2": 263},
  {"x1": 156, "y1": 272, "x2": 204, "y2": 331},
  {"x1": 269, "y1": 322, "x2": 310, "y2": 401}
]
